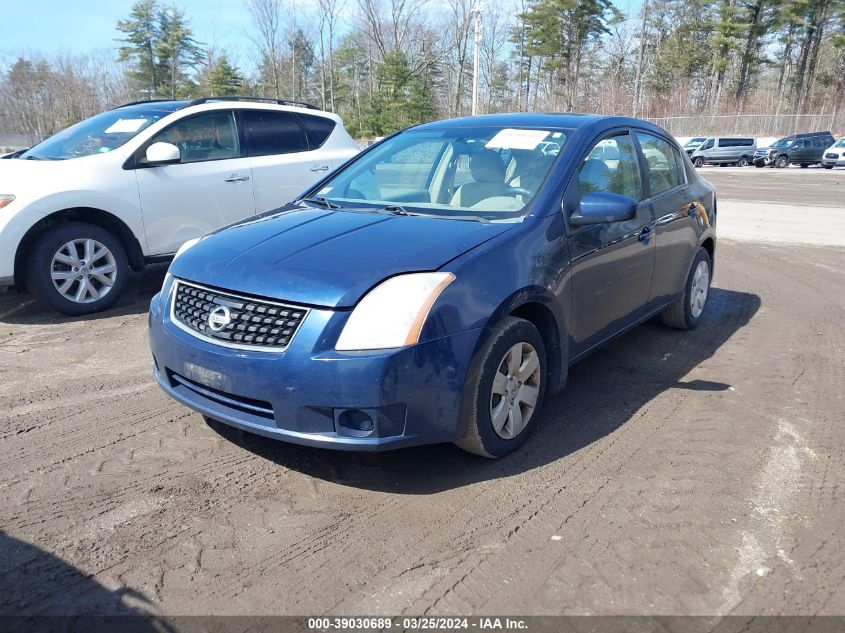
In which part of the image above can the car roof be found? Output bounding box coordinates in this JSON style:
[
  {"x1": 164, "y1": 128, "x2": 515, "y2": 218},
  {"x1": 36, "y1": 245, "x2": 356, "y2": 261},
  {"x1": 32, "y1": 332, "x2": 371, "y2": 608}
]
[
  {"x1": 414, "y1": 112, "x2": 671, "y2": 135},
  {"x1": 784, "y1": 131, "x2": 833, "y2": 139},
  {"x1": 111, "y1": 97, "x2": 333, "y2": 118},
  {"x1": 113, "y1": 100, "x2": 188, "y2": 114}
]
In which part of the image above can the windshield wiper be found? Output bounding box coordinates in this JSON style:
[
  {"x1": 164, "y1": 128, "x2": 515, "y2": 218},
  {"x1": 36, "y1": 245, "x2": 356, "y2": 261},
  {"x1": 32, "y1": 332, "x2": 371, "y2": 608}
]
[
  {"x1": 383, "y1": 206, "x2": 490, "y2": 222},
  {"x1": 301, "y1": 196, "x2": 342, "y2": 209}
]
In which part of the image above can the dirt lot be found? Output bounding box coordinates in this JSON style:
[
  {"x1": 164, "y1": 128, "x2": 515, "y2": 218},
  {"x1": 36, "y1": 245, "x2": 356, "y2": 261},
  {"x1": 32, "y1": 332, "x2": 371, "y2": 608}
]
[{"x1": 1, "y1": 168, "x2": 844, "y2": 619}]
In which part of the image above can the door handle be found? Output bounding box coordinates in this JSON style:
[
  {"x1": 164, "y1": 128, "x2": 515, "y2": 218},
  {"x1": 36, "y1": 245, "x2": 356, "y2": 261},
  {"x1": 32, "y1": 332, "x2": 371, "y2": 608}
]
[
  {"x1": 638, "y1": 226, "x2": 653, "y2": 243},
  {"x1": 310, "y1": 165, "x2": 330, "y2": 173},
  {"x1": 224, "y1": 174, "x2": 250, "y2": 182}
]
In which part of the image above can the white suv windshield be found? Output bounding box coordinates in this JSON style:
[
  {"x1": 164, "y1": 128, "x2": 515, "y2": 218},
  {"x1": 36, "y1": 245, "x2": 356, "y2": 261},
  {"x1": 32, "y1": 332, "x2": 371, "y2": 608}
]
[
  {"x1": 311, "y1": 126, "x2": 571, "y2": 221},
  {"x1": 20, "y1": 106, "x2": 178, "y2": 160}
]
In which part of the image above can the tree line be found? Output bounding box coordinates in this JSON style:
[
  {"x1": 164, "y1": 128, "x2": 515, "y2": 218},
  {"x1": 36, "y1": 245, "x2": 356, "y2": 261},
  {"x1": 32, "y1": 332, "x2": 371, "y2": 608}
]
[{"x1": 1, "y1": 0, "x2": 843, "y2": 145}]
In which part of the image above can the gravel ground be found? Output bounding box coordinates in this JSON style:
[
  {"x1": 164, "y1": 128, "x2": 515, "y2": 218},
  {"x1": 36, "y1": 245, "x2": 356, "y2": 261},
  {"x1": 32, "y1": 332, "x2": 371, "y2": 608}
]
[{"x1": 0, "y1": 168, "x2": 843, "y2": 619}]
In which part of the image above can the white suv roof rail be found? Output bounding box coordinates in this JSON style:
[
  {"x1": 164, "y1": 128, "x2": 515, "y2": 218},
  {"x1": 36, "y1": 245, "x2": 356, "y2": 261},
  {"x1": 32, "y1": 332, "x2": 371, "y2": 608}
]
[{"x1": 188, "y1": 96, "x2": 319, "y2": 110}]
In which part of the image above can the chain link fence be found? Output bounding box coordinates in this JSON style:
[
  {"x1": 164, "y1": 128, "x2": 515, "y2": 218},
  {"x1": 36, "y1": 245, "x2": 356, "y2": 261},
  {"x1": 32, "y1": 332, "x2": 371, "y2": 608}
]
[{"x1": 643, "y1": 112, "x2": 844, "y2": 138}]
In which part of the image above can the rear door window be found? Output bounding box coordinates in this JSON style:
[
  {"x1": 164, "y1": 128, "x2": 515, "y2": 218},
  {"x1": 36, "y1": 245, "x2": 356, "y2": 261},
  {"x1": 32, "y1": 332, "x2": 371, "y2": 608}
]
[
  {"x1": 243, "y1": 110, "x2": 308, "y2": 157},
  {"x1": 636, "y1": 132, "x2": 684, "y2": 196}
]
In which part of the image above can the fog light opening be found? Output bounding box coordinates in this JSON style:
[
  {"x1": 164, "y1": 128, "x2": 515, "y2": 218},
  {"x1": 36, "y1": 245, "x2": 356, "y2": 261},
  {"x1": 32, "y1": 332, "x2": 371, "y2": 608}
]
[{"x1": 336, "y1": 409, "x2": 376, "y2": 437}]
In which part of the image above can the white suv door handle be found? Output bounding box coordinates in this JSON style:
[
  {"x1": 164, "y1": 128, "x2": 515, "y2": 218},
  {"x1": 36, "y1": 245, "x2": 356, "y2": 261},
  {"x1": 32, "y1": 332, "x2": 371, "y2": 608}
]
[
  {"x1": 310, "y1": 165, "x2": 330, "y2": 173},
  {"x1": 224, "y1": 174, "x2": 250, "y2": 182}
]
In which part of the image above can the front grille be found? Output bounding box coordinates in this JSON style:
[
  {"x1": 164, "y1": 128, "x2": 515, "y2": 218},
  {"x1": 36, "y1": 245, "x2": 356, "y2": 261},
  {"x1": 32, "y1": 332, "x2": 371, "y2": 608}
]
[
  {"x1": 826, "y1": 153, "x2": 838, "y2": 159},
  {"x1": 172, "y1": 280, "x2": 308, "y2": 350}
]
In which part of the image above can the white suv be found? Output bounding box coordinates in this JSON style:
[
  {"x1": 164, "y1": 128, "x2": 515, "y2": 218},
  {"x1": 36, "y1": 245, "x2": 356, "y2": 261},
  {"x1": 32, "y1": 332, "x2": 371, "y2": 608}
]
[
  {"x1": 822, "y1": 137, "x2": 845, "y2": 169},
  {"x1": 0, "y1": 97, "x2": 359, "y2": 314}
]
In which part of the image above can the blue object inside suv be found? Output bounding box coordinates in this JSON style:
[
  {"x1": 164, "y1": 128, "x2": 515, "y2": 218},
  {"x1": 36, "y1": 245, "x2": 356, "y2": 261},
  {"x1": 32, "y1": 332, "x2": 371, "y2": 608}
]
[{"x1": 149, "y1": 113, "x2": 717, "y2": 458}]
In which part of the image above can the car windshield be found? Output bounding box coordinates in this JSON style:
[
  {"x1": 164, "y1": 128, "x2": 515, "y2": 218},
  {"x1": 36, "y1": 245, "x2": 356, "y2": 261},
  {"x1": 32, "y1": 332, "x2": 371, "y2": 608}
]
[
  {"x1": 684, "y1": 137, "x2": 706, "y2": 147},
  {"x1": 20, "y1": 106, "x2": 177, "y2": 160},
  {"x1": 309, "y1": 126, "x2": 572, "y2": 221},
  {"x1": 771, "y1": 139, "x2": 793, "y2": 148},
  {"x1": 833, "y1": 138, "x2": 845, "y2": 148}
]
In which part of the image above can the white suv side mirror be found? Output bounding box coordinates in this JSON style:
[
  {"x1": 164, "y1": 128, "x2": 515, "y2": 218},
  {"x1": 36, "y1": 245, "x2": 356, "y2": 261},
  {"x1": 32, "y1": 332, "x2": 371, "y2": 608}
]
[{"x1": 145, "y1": 142, "x2": 181, "y2": 165}]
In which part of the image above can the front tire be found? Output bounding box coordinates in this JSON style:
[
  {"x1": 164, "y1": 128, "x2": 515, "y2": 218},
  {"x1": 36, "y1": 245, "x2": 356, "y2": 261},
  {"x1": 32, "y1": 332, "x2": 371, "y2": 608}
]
[
  {"x1": 737, "y1": 156, "x2": 749, "y2": 167},
  {"x1": 660, "y1": 248, "x2": 712, "y2": 330},
  {"x1": 693, "y1": 157, "x2": 704, "y2": 167},
  {"x1": 775, "y1": 155, "x2": 789, "y2": 168},
  {"x1": 455, "y1": 317, "x2": 547, "y2": 458},
  {"x1": 25, "y1": 222, "x2": 129, "y2": 316}
]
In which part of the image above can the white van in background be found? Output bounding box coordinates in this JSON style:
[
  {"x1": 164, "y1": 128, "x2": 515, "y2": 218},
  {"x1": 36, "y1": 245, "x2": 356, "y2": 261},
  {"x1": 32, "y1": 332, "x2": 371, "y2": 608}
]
[{"x1": 689, "y1": 137, "x2": 757, "y2": 167}]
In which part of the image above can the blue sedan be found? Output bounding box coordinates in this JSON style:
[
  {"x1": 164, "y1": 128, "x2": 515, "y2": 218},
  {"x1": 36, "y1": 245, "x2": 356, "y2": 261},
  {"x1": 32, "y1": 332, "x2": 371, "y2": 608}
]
[{"x1": 149, "y1": 113, "x2": 716, "y2": 458}]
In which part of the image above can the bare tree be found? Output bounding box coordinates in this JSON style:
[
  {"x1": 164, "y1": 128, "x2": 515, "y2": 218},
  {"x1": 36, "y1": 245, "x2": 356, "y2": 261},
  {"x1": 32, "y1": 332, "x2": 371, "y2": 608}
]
[
  {"x1": 317, "y1": 0, "x2": 346, "y2": 111},
  {"x1": 246, "y1": 0, "x2": 284, "y2": 97}
]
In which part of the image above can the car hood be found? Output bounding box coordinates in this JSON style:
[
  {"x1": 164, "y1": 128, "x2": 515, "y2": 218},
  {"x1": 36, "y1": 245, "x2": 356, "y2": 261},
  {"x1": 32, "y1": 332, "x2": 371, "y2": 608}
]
[{"x1": 170, "y1": 205, "x2": 516, "y2": 308}]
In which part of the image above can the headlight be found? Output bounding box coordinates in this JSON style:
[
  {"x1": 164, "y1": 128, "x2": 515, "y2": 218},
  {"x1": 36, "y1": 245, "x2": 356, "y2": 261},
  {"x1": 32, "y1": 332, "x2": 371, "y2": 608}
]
[
  {"x1": 0, "y1": 194, "x2": 15, "y2": 210},
  {"x1": 336, "y1": 272, "x2": 455, "y2": 351},
  {"x1": 174, "y1": 237, "x2": 200, "y2": 260}
]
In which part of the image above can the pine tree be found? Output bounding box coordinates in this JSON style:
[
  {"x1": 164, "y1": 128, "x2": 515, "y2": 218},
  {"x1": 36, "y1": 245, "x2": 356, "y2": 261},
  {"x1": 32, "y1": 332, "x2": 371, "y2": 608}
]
[{"x1": 116, "y1": 0, "x2": 203, "y2": 99}]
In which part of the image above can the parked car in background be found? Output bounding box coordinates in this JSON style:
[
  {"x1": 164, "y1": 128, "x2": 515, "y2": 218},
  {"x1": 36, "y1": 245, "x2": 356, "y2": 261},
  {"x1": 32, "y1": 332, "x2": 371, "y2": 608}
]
[
  {"x1": 690, "y1": 136, "x2": 756, "y2": 167},
  {"x1": 0, "y1": 96, "x2": 359, "y2": 315},
  {"x1": 149, "y1": 113, "x2": 716, "y2": 458},
  {"x1": 822, "y1": 137, "x2": 845, "y2": 169},
  {"x1": 753, "y1": 131, "x2": 835, "y2": 168},
  {"x1": 682, "y1": 137, "x2": 707, "y2": 156}
]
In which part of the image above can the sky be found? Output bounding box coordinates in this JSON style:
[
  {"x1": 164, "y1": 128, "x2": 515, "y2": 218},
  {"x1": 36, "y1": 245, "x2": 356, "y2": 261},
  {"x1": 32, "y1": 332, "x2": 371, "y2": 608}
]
[
  {"x1": 1, "y1": 0, "x2": 642, "y2": 68},
  {"x1": 2, "y1": 0, "x2": 255, "y2": 62}
]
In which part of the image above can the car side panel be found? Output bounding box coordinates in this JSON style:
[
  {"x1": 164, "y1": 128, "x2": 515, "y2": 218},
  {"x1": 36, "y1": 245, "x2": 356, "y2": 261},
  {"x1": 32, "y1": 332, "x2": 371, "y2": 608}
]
[
  {"x1": 422, "y1": 214, "x2": 572, "y2": 392},
  {"x1": 649, "y1": 176, "x2": 714, "y2": 303}
]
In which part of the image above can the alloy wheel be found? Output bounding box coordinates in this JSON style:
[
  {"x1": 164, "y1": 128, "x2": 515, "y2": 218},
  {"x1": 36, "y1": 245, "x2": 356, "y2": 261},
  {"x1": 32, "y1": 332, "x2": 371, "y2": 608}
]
[
  {"x1": 490, "y1": 341, "x2": 542, "y2": 440},
  {"x1": 689, "y1": 260, "x2": 710, "y2": 319},
  {"x1": 50, "y1": 238, "x2": 118, "y2": 304}
]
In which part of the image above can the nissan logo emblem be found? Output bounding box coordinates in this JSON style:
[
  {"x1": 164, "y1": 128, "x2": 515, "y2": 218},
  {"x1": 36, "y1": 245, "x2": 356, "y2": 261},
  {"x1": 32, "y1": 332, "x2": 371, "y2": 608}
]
[{"x1": 207, "y1": 306, "x2": 232, "y2": 332}]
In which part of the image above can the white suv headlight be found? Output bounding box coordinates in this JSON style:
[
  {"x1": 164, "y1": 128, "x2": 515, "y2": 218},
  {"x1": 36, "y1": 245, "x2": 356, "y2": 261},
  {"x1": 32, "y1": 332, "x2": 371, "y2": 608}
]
[
  {"x1": 336, "y1": 272, "x2": 455, "y2": 351},
  {"x1": 0, "y1": 194, "x2": 15, "y2": 210}
]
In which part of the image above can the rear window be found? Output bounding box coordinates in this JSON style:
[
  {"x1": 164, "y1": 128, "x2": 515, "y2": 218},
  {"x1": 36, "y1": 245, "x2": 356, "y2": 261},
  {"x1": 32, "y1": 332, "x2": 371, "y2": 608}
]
[
  {"x1": 299, "y1": 113, "x2": 337, "y2": 148},
  {"x1": 243, "y1": 110, "x2": 308, "y2": 156}
]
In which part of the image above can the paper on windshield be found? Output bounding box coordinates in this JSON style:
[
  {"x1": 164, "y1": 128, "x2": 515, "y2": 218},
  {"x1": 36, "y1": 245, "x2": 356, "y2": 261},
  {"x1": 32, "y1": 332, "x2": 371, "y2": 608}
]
[
  {"x1": 104, "y1": 118, "x2": 148, "y2": 134},
  {"x1": 486, "y1": 129, "x2": 549, "y2": 150}
]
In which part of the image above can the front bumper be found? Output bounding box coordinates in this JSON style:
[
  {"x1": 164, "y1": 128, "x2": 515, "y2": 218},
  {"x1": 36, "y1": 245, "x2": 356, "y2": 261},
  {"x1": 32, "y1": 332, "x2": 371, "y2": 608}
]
[
  {"x1": 822, "y1": 155, "x2": 845, "y2": 167},
  {"x1": 0, "y1": 202, "x2": 42, "y2": 284},
  {"x1": 149, "y1": 286, "x2": 483, "y2": 451}
]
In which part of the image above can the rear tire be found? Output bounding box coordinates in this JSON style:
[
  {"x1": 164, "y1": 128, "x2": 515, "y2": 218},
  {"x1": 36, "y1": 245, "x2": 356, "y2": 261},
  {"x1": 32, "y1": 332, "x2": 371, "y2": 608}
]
[
  {"x1": 660, "y1": 248, "x2": 712, "y2": 331},
  {"x1": 25, "y1": 222, "x2": 129, "y2": 316},
  {"x1": 455, "y1": 317, "x2": 546, "y2": 458},
  {"x1": 800, "y1": 163, "x2": 809, "y2": 168}
]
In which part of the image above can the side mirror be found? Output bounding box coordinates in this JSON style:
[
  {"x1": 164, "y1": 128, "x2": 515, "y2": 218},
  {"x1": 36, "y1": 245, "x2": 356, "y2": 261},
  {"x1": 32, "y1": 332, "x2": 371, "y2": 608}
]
[
  {"x1": 570, "y1": 191, "x2": 637, "y2": 226},
  {"x1": 144, "y1": 142, "x2": 180, "y2": 165}
]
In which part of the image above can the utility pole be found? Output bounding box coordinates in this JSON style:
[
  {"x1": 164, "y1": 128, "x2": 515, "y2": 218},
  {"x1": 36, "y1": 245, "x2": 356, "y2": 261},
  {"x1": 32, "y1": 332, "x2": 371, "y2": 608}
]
[{"x1": 471, "y1": 2, "x2": 483, "y2": 116}]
